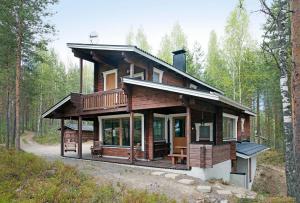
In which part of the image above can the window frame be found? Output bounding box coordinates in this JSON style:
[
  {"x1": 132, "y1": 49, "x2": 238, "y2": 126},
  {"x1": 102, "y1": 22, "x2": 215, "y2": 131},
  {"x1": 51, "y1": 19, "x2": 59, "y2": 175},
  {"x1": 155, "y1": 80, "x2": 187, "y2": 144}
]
[
  {"x1": 153, "y1": 113, "x2": 168, "y2": 142},
  {"x1": 132, "y1": 72, "x2": 144, "y2": 80},
  {"x1": 189, "y1": 83, "x2": 198, "y2": 89},
  {"x1": 98, "y1": 113, "x2": 145, "y2": 151},
  {"x1": 103, "y1": 68, "x2": 118, "y2": 91},
  {"x1": 153, "y1": 67, "x2": 164, "y2": 83},
  {"x1": 195, "y1": 122, "x2": 213, "y2": 141},
  {"x1": 222, "y1": 113, "x2": 238, "y2": 141}
]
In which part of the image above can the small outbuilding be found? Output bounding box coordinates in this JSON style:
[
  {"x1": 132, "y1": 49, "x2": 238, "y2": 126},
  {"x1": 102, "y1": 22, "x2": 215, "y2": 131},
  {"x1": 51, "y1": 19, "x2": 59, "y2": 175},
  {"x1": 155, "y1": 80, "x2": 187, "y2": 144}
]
[{"x1": 58, "y1": 123, "x2": 94, "y2": 143}]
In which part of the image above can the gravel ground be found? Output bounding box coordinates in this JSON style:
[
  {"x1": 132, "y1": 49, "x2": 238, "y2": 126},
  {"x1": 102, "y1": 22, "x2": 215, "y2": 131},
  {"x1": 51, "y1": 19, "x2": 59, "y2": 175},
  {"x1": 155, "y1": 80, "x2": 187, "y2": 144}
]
[{"x1": 21, "y1": 131, "x2": 255, "y2": 202}]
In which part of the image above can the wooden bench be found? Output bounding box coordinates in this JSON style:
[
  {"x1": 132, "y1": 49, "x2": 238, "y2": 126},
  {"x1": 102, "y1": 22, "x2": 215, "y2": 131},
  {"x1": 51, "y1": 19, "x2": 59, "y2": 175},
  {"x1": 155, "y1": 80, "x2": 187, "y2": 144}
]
[{"x1": 168, "y1": 154, "x2": 187, "y2": 165}]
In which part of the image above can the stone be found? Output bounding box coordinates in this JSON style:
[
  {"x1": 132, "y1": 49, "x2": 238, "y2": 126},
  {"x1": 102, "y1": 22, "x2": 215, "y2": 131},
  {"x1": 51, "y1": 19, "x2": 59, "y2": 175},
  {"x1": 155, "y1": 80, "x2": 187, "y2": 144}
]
[
  {"x1": 196, "y1": 185, "x2": 212, "y2": 193},
  {"x1": 164, "y1": 173, "x2": 180, "y2": 179},
  {"x1": 216, "y1": 190, "x2": 232, "y2": 195},
  {"x1": 177, "y1": 178, "x2": 195, "y2": 185},
  {"x1": 220, "y1": 200, "x2": 228, "y2": 203},
  {"x1": 151, "y1": 171, "x2": 165, "y2": 176}
]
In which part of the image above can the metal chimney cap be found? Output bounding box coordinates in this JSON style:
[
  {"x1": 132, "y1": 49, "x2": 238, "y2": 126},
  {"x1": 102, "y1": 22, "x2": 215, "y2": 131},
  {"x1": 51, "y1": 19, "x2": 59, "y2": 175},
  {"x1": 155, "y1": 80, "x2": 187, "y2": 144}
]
[{"x1": 172, "y1": 49, "x2": 186, "y2": 55}]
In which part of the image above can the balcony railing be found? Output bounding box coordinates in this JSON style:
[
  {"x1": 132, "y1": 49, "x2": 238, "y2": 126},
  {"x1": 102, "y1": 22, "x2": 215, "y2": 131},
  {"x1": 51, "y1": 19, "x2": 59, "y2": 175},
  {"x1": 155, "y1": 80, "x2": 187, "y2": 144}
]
[{"x1": 82, "y1": 89, "x2": 128, "y2": 111}]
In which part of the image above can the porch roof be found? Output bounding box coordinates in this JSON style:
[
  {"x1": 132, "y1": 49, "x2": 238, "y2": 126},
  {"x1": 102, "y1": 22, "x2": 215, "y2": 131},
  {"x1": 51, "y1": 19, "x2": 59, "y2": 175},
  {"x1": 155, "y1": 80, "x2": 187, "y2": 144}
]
[
  {"x1": 41, "y1": 95, "x2": 71, "y2": 118},
  {"x1": 122, "y1": 77, "x2": 256, "y2": 116},
  {"x1": 58, "y1": 123, "x2": 93, "y2": 132},
  {"x1": 236, "y1": 141, "x2": 269, "y2": 158},
  {"x1": 67, "y1": 43, "x2": 224, "y2": 95}
]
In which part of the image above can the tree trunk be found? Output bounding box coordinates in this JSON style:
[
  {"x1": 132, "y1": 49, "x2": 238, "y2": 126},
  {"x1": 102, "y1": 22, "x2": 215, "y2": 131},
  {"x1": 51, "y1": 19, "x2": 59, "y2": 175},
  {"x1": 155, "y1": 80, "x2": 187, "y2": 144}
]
[
  {"x1": 291, "y1": 0, "x2": 300, "y2": 201},
  {"x1": 6, "y1": 90, "x2": 10, "y2": 149},
  {"x1": 256, "y1": 91, "x2": 261, "y2": 144}
]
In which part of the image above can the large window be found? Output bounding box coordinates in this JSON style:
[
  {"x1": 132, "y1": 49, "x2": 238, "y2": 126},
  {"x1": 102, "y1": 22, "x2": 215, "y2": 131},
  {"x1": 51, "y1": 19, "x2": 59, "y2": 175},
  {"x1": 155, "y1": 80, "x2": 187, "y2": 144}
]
[
  {"x1": 195, "y1": 123, "x2": 213, "y2": 141},
  {"x1": 223, "y1": 113, "x2": 238, "y2": 141},
  {"x1": 102, "y1": 115, "x2": 143, "y2": 147},
  {"x1": 153, "y1": 117, "x2": 165, "y2": 141}
]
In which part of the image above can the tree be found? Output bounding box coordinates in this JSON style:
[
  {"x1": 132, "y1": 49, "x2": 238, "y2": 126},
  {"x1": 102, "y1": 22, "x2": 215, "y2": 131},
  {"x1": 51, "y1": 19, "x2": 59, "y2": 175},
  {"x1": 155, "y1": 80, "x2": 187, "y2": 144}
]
[
  {"x1": 186, "y1": 42, "x2": 204, "y2": 79},
  {"x1": 259, "y1": 0, "x2": 298, "y2": 200},
  {"x1": 223, "y1": 0, "x2": 250, "y2": 102},
  {"x1": 291, "y1": 0, "x2": 300, "y2": 202},
  {"x1": 157, "y1": 34, "x2": 173, "y2": 64},
  {"x1": 2, "y1": 0, "x2": 58, "y2": 150},
  {"x1": 125, "y1": 27, "x2": 134, "y2": 45},
  {"x1": 125, "y1": 26, "x2": 151, "y2": 52}
]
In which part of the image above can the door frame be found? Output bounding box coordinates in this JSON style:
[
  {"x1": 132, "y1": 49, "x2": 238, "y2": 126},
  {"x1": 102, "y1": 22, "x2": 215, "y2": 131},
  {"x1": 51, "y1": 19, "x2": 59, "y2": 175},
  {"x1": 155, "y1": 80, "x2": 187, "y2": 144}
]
[
  {"x1": 103, "y1": 69, "x2": 118, "y2": 91},
  {"x1": 169, "y1": 113, "x2": 186, "y2": 154}
]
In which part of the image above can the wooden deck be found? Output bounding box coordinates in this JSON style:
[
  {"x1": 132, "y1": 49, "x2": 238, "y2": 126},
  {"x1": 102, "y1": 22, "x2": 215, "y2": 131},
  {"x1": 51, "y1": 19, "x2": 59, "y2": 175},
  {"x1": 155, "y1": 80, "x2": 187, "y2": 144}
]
[{"x1": 64, "y1": 153, "x2": 188, "y2": 170}]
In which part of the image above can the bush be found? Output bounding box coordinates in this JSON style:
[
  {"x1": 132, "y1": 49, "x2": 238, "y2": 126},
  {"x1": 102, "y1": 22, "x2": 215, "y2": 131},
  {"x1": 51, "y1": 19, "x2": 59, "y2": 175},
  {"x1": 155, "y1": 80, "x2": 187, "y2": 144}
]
[{"x1": 0, "y1": 147, "x2": 175, "y2": 203}]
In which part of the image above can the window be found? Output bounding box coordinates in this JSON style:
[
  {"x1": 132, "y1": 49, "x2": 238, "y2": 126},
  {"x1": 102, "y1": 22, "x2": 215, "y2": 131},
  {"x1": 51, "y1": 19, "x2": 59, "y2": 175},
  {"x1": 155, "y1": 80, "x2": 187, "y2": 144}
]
[
  {"x1": 102, "y1": 115, "x2": 143, "y2": 147},
  {"x1": 223, "y1": 113, "x2": 238, "y2": 141},
  {"x1": 241, "y1": 118, "x2": 245, "y2": 133},
  {"x1": 190, "y1": 84, "x2": 197, "y2": 89},
  {"x1": 153, "y1": 117, "x2": 165, "y2": 141},
  {"x1": 153, "y1": 67, "x2": 163, "y2": 83},
  {"x1": 195, "y1": 123, "x2": 213, "y2": 141},
  {"x1": 174, "y1": 118, "x2": 185, "y2": 137}
]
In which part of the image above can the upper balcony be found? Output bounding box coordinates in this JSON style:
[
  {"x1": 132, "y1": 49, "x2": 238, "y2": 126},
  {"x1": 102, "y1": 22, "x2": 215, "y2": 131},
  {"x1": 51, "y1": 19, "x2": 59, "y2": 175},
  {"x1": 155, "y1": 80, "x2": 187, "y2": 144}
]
[{"x1": 82, "y1": 88, "x2": 128, "y2": 112}]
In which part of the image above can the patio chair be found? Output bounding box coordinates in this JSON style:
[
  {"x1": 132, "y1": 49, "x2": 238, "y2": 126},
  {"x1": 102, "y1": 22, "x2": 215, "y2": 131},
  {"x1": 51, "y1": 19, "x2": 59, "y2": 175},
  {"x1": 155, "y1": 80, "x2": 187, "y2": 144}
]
[
  {"x1": 91, "y1": 141, "x2": 103, "y2": 158},
  {"x1": 128, "y1": 143, "x2": 141, "y2": 161}
]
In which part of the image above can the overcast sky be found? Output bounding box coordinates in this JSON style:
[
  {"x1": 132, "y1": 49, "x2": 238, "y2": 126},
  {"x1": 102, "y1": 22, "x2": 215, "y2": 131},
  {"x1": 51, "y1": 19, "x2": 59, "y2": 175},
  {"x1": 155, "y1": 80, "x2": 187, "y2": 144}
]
[{"x1": 48, "y1": 0, "x2": 267, "y2": 66}]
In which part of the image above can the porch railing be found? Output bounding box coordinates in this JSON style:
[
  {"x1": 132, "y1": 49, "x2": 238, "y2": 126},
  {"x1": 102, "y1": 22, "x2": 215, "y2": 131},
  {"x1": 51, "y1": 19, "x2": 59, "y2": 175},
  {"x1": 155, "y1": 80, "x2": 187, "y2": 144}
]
[{"x1": 82, "y1": 89, "x2": 128, "y2": 111}]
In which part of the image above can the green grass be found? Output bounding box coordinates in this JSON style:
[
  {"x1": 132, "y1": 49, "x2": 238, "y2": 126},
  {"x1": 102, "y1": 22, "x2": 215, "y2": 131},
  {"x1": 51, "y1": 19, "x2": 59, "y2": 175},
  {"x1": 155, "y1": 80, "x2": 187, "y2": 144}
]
[
  {"x1": 0, "y1": 147, "x2": 175, "y2": 203},
  {"x1": 33, "y1": 134, "x2": 60, "y2": 145},
  {"x1": 257, "y1": 149, "x2": 285, "y2": 167},
  {"x1": 230, "y1": 195, "x2": 295, "y2": 203}
]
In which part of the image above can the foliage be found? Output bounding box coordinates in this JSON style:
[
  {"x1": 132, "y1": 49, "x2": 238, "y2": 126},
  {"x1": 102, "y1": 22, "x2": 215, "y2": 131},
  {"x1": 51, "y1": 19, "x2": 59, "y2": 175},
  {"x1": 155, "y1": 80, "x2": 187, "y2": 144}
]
[
  {"x1": 125, "y1": 26, "x2": 152, "y2": 52},
  {"x1": 33, "y1": 129, "x2": 60, "y2": 145},
  {"x1": 257, "y1": 149, "x2": 285, "y2": 167},
  {"x1": 0, "y1": 147, "x2": 175, "y2": 203},
  {"x1": 230, "y1": 195, "x2": 295, "y2": 203}
]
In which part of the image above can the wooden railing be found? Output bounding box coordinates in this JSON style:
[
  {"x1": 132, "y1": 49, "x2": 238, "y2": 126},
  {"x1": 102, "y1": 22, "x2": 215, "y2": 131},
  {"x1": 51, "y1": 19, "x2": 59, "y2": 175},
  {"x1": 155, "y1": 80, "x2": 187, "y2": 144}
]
[{"x1": 82, "y1": 89, "x2": 128, "y2": 111}]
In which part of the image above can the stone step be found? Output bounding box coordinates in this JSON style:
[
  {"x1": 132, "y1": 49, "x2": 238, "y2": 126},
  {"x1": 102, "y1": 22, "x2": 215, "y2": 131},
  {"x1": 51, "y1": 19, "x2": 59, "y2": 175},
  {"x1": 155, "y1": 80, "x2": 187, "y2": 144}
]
[
  {"x1": 151, "y1": 171, "x2": 165, "y2": 176},
  {"x1": 216, "y1": 190, "x2": 232, "y2": 195},
  {"x1": 165, "y1": 173, "x2": 180, "y2": 179},
  {"x1": 177, "y1": 178, "x2": 195, "y2": 185},
  {"x1": 196, "y1": 185, "x2": 212, "y2": 193}
]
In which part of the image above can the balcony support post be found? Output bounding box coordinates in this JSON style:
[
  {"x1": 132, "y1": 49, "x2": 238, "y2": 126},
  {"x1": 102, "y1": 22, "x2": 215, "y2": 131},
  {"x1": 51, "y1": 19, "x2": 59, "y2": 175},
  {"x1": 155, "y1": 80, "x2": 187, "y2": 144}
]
[{"x1": 79, "y1": 58, "x2": 83, "y2": 93}]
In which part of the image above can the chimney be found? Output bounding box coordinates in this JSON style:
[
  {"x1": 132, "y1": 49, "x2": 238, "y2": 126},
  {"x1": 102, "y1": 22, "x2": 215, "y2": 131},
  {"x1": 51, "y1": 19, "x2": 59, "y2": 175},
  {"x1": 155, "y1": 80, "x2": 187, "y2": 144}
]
[{"x1": 172, "y1": 49, "x2": 186, "y2": 72}]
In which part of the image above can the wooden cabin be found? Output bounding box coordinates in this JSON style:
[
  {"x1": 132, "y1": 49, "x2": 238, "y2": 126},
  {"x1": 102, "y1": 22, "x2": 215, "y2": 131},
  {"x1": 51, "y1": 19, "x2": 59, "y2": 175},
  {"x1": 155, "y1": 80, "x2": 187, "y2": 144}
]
[
  {"x1": 42, "y1": 43, "x2": 267, "y2": 188},
  {"x1": 58, "y1": 123, "x2": 94, "y2": 142}
]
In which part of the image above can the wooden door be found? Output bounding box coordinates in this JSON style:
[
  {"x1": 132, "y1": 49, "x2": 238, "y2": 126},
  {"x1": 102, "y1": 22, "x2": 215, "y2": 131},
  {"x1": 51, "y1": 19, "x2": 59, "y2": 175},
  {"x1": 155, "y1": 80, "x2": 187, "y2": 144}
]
[
  {"x1": 173, "y1": 117, "x2": 186, "y2": 154},
  {"x1": 105, "y1": 72, "x2": 116, "y2": 90}
]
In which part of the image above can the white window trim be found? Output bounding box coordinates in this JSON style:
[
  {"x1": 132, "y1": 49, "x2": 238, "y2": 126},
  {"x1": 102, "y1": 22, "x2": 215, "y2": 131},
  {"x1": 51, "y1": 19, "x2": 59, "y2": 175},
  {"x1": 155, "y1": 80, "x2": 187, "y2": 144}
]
[
  {"x1": 98, "y1": 113, "x2": 144, "y2": 151},
  {"x1": 153, "y1": 67, "x2": 164, "y2": 83},
  {"x1": 195, "y1": 122, "x2": 213, "y2": 141},
  {"x1": 103, "y1": 69, "x2": 118, "y2": 91},
  {"x1": 132, "y1": 72, "x2": 144, "y2": 80},
  {"x1": 190, "y1": 84, "x2": 197, "y2": 89},
  {"x1": 222, "y1": 113, "x2": 238, "y2": 141},
  {"x1": 168, "y1": 113, "x2": 187, "y2": 154},
  {"x1": 153, "y1": 113, "x2": 168, "y2": 142}
]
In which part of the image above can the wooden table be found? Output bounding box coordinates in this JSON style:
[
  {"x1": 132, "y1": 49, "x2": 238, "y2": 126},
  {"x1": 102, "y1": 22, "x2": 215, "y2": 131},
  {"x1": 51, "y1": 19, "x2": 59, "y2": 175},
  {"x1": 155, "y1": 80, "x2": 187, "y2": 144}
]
[
  {"x1": 169, "y1": 146, "x2": 187, "y2": 165},
  {"x1": 174, "y1": 146, "x2": 187, "y2": 156}
]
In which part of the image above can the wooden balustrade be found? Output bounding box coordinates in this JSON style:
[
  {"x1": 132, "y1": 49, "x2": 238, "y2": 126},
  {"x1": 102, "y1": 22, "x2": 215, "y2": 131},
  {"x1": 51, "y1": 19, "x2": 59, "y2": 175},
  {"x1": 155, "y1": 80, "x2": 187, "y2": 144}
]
[{"x1": 82, "y1": 89, "x2": 128, "y2": 111}]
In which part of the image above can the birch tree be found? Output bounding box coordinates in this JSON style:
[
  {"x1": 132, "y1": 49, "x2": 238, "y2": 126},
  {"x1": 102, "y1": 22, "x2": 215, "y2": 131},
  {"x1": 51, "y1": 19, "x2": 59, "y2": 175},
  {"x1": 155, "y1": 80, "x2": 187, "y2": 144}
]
[{"x1": 259, "y1": 0, "x2": 298, "y2": 199}]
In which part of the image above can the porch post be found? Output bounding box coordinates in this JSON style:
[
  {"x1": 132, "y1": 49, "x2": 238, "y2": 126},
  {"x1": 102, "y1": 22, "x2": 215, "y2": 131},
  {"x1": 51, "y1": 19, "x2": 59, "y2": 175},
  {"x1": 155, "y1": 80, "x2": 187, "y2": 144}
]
[
  {"x1": 79, "y1": 58, "x2": 83, "y2": 93},
  {"x1": 78, "y1": 116, "x2": 82, "y2": 158},
  {"x1": 93, "y1": 117, "x2": 99, "y2": 141},
  {"x1": 215, "y1": 107, "x2": 223, "y2": 145},
  {"x1": 60, "y1": 118, "x2": 64, "y2": 156},
  {"x1": 130, "y1": 111, "x2": 134, "y2": 163},
  {"x1": 186, "y1": 106, "x2": 191, "y2": 169},
  {"x1": 147, "y1": 110, "x2": 154, "y2": 160}
]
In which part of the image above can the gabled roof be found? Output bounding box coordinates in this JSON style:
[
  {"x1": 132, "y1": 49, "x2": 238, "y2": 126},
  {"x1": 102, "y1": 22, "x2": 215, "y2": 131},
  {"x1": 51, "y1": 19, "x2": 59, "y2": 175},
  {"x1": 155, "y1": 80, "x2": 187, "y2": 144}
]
[
  {"x1": 236, "y1": 141, "x2": 269, "y2": 158},
  {"x1": 67, "y1": 43, "x2": 224, "y2": 94},
  {"x1": 122, "y1": 77, "x2": 256, "y2": 116},
  {"x1": 60, "y1": 123, "x2": 94, "y2": 132},
  {"x1": 42, "y1": 95, "x2": 71, "y2": 118}
]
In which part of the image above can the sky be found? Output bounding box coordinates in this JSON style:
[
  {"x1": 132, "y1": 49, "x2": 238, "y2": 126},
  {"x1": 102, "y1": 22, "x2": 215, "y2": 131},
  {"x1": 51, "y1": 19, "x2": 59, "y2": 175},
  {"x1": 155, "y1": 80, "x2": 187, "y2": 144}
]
[{"x1": 48, "y1": 0, "x2": 267, "y2": 66}]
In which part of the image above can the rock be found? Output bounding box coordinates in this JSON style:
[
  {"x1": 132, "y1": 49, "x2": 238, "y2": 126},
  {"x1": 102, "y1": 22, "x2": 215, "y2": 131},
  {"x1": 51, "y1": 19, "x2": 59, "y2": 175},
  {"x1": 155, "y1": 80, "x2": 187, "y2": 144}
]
[
  {"x1": 196, "y1": 185, "x2": 212, "y2": 193},
  {"x1": 164, "y1": 173, "x2": 180, "y2": 179},
  {"x1": 151, "y1": 171, "x2": 165, "y2": 176},
  {"x1": 216, "y1": 190, "x2": 232, "y2": 195},
  {"x1": 234, "y1": 193, "x2": 245, "y2": 198},
  {"x1": 177, "y1": 178, "x2": 195, "y2": 185},
  {"x1": 220, "y1": 200, "x2": 228, "y2": 203}
]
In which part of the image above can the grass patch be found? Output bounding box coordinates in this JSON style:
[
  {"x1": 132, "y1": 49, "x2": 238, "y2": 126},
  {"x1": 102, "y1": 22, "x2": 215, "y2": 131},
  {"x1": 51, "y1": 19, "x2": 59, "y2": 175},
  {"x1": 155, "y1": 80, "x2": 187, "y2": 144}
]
[
  {"x1": 230, "y1": 194, "x2": 295, "y2": 203},
  {"x1": 0, "y1": 147, "x2": 175, "y2": 203},
  {"x1": 257, "y1": 149, "x2": 285, "y2": 167}
]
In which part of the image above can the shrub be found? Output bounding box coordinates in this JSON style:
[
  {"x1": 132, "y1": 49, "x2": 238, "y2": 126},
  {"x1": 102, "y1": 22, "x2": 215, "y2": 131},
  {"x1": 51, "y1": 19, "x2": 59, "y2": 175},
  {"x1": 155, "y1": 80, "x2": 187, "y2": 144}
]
[{"x1": 257, "y1": 149, "x2": 285, "y2": 167}]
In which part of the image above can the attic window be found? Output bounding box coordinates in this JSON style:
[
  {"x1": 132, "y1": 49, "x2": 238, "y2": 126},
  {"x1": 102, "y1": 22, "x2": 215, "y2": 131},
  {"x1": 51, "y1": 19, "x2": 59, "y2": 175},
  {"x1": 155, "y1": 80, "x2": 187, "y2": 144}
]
[
  {"x1": 190, "y1": 84, "x2": 197, "y2": 89},
  {"x1": 153, "y1": 67, "x2": 163, "y2": 83}
]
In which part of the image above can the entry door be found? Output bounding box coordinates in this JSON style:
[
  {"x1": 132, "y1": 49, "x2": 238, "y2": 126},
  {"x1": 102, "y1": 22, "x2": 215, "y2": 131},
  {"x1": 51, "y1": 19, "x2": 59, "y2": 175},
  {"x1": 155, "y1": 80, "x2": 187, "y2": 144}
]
[
  {"x1": 105, "y1": 72, "x2": 117, "y2": 90},
  {"x1": 173, "y1": 117, "x2": 186, "y2": 154}
]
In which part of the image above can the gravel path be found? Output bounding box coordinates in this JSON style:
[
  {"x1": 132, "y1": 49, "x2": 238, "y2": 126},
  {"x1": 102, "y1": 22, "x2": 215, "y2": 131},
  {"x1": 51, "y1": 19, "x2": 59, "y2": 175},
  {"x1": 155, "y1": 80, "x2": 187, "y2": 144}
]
[{"x1": 21, "y1": 132, "x2": 255, "y2": 202}]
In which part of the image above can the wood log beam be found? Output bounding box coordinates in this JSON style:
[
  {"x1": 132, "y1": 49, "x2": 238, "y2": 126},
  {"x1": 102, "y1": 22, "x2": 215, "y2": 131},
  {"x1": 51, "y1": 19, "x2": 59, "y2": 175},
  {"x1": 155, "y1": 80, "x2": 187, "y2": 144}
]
[
  {"x1": 79, "y1": 58, "x2": 83, "y2": 93},
  {"x1": 130, "y1": 111, "x2": 134, "y2": 163},
  {"x1": 90, "y1": 51, "x2": 117, "y2": 67},
  {"x1": 78, "y1": 116, "x2": 82, "y2": 158},
  {"x1": 186, "y1": 105, "x2": 191, "y2": 169},
  {"x1": 60, "y1": 118, "x2": 64, "y2": 156}
]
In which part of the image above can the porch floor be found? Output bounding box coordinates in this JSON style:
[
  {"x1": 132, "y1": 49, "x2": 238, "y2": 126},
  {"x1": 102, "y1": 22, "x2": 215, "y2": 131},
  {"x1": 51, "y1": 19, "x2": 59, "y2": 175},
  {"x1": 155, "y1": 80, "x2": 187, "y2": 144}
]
[{"x1": 64, "y1": 152, "x2": 188, "y2": 170}]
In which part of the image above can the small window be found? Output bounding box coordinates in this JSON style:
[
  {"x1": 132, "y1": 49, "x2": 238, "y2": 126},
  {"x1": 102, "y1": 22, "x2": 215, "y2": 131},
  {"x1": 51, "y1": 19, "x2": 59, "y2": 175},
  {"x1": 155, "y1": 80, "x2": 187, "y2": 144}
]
[
  {"x1": 174, "y1": 118, "x2": 185, "y2": 137},
  {"x1": 153, "y1": 117, "x2": 165, "y2": 141},
  {"x1": 223, "y1": 113, "x2": 238, "y2": 141},
  {"x1": 153, "y1": 67, "x2": 163, "y2": 83},
  {"x1": 195, "y1": 123, "x2": 213, "y2": 141},
  {"x1": 241, "y1": 118, "x2": 245, "y2": 133},
  {"x1": 190, "y1": 84, "x2": 197, "y2": 89}
]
